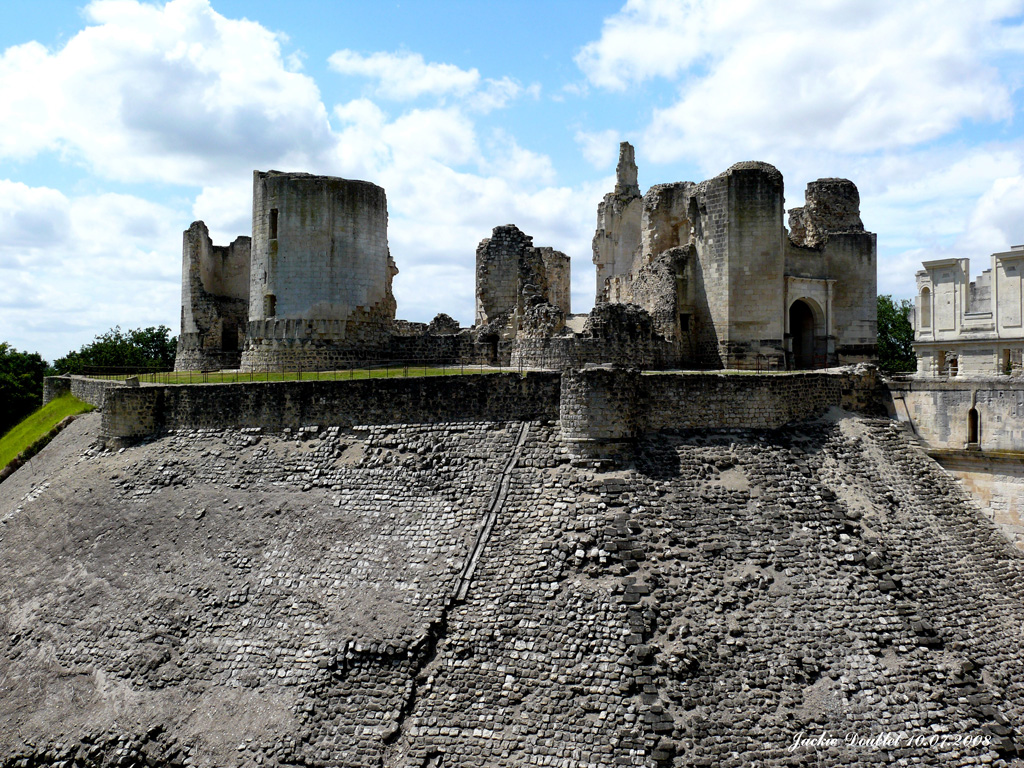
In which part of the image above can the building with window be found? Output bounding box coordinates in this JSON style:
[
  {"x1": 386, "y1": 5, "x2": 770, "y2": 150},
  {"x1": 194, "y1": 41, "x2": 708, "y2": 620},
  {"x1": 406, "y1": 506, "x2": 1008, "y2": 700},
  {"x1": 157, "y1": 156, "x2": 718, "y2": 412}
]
[{"x1": 913, "y1": 246, "x2": 1024, "y2": 377}]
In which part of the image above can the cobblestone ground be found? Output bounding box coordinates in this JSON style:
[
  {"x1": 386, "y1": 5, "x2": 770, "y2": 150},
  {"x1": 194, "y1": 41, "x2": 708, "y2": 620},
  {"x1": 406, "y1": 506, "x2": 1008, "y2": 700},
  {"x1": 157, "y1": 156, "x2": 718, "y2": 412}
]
[{"x1": 1, "y1": 411, "x2": 1023, "y2": 767}]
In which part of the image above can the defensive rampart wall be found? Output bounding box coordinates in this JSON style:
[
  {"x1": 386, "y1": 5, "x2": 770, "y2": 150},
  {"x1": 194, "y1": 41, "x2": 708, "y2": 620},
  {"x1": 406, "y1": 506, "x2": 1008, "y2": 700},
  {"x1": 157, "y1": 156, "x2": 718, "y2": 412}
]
[
  {"x1": 43, "y1": 376, "x2": 129, "y2": 409},
  {"x1": 43, "y1": 366, "x2": 884, "y2": 448}
]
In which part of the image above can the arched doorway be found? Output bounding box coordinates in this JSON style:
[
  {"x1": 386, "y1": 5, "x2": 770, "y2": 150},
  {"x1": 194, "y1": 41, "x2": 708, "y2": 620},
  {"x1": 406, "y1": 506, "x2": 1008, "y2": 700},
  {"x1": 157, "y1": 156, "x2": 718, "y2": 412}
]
[{"x1": 790, "y1": 299, "x2": 816, "y2": 369}]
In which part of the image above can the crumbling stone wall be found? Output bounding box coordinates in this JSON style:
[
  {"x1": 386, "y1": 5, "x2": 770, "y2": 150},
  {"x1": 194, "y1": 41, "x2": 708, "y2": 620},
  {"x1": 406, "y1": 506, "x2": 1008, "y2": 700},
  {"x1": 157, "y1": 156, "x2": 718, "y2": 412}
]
[
  {"x1": 93, "y1": 366, "x2": 883, "y2": 448},
  {"x1": 537, "y1": 246, "x2": 571, "y2": 315},
  {"x1": 241, "y1": 171, "x2": 397, "y2": 371},
  {"x1": 592, "y1": 142, "x2": 643, "y2": 302},
  {"x1": 98, "y1": 373, "x2": 561, "y2": 445},
  {"x1": 591, "y1": 145, "x2": 877, "y2": 370},
  {"x1": 786, "y1": 179, "x2": 877, "y2": 366},
  {"x1": 474, "y1": 225, "x2": 570, "y2": 340},
  {"x1": 175, "y1": 222, "x2": 251, "y2": 371},
  {"x1": 510, "y1": 302, "x2": 677, "y2": 370},
  {"x1": 788, "y1": 178, "x2": 864, "y2": 249}
]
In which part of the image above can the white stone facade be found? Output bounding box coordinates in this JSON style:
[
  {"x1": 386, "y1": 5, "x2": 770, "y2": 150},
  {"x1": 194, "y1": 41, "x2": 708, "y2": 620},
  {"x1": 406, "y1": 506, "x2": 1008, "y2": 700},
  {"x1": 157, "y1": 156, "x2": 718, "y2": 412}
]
[{"x1": 914, "y1": 246, "x2": 1024, "y2": 377}]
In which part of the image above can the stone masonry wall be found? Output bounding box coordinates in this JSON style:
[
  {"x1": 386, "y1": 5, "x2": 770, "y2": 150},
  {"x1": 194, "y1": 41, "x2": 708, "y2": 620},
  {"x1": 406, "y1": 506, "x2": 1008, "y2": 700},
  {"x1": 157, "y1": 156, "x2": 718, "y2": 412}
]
[
  {"x1": 474, "y1": 225, "x2": 534, "y2": 327},
  {"x1": 42, "y1": 376, "x2": 71, "y2": 405},
  {"x1": 889, "y1": 378, "x2": 1024, "y2": 452},
  {"x1": 43, "y1": 376, "x2": 129, "y2": 409},
  {"x1": 242, "y1": 171, "x2": 396, "y2": 369},
  {"x1": 592, "y1": 143, "x2": 643, "y2": 302},
  {"x1": 559, "y1": 367, "x2": 640, "y2": 459},
  {"x1": 96, "y1": 368, "x2": 885, "y2": 451},
  {"x1": 644, "y1": 371, "x2": 842, "y2": 431},
  {"x1": 175, "y1": 221, "x2": 251, "y2": 371},
  {"x1": 99, "y1": 373, "x2": 561, "y2": 444}
]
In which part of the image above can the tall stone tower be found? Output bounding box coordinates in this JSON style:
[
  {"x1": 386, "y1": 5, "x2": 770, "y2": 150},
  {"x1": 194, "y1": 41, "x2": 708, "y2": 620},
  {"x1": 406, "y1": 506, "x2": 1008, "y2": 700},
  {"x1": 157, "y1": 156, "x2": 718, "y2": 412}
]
[
  {"x1": 240, "y1": 171, "x2": 398, "y2": 370},
  {"x1": 592, "y1": 142, "x2": 642, "y2": 303}
]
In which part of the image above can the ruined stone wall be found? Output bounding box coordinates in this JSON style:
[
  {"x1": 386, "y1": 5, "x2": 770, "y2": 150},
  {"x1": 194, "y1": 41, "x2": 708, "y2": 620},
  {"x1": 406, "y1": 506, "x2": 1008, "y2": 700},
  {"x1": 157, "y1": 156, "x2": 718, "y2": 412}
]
[
  {"x1": 787, "y1": 178, "x2": 864, "y2": 249},
  {"x1": 474, "y1": 225, "x2": 569, "y2": 333},
  {"x1": 644, "y1": 371, "x2": 842, "y2": 431},
  {"x1": 474, "y1": 225, "x2": 530, "y2": 326},
  {"x1": 784, "y1": 179, "x2": 876, "y2": 366},
  {"x1": 537, "y1": 246, "x2": 571, "y2": 315},
  {"x1": 825, "y1": 231, "x2": 877, "y2": 363},
  {"x1": 721, "y1": 163, "x2": 786, "y2": 367},
  {"x1": 692, "y1": 173, "x2": 732, "y2": 366},
  {"x1": 96, "y1": 368, "x2": 881, "y2": 447},
  {"x1": 592, "y1": 143, "x2": 643, "y2": 302},
  {"x1": 99, "y1": 373, "x2": 561, "y2": 444},
  {"x1": 41, "y1": 376, "x2": 71, "y2": 405},
  {"x1": 386, "y1": 330, "x2": 494, "y2": 365},
  {"x1": 510, "y1": 334, "x2": 677, "y2": 371},
  {"x1": 242, "y1": 171, "x2": 395, "y2": 370},
  {"x1": 43, "y1": 376, "x2": 129, "y2": 409},
  {"x1": 175, "y1": 222, "x2": 250, "y2": 371},
  {"x1": 511, "y1": 302, "x2": 680, "y2": 370}
]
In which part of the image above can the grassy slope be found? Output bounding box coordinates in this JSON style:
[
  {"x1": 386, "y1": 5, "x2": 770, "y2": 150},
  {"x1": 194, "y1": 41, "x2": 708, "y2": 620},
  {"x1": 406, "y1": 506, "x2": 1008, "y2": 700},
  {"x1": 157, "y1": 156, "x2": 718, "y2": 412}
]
[{"x1": 0, "y1": 394, "x2": 95, "y2": 469}]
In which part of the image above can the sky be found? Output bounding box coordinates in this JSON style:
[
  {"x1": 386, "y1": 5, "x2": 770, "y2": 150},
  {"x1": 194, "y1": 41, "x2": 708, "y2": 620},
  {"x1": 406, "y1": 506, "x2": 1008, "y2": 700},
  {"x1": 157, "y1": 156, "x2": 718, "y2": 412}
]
[{"x1": 2, "y1": 0, "x2": 1024, "y2": 362}]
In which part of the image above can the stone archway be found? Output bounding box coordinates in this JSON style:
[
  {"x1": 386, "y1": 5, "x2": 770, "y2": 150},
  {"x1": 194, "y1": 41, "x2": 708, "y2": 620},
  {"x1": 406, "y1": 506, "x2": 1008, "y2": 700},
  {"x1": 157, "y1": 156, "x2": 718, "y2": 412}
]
[{"x1": 790, "y1": 299, "x2": 817, "y2": 369}]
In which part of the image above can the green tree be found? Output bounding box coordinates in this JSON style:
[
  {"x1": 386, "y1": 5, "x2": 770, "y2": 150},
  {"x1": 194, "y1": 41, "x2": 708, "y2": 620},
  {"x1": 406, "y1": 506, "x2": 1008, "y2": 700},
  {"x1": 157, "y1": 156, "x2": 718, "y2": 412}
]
[
  {"x1": 51, "y1": 326, "x2": 177, "y2": 375},
  {"x1": 0, "y1": 343, "x2": 49, "y2": 436},
  {"x1": 877, "y1": 295, "x2": 916, "y2": 373}
]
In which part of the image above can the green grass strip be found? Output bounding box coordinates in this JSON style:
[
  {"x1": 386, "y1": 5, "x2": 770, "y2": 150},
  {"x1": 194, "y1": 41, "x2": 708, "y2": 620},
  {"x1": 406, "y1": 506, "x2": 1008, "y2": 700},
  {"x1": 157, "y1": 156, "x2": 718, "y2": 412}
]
[{"x1": 0, "y1": 394, "x2": 95, "y2": 470}]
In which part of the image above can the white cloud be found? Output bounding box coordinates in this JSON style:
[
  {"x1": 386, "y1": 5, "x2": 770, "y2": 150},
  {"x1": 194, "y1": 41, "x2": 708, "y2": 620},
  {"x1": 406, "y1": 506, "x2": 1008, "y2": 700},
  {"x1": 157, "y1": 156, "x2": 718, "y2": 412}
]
[
  {"x1": 467, "y1": 77, "x2": 527, "y2": 113},
  {"x1": 0, "y1": 181, "x2": 71, "y2": 255},
  {"x1": 961, "y1": 175, "x2": 1024, "y2": 255},
  {"x1": 576, "y1": 0, "x2": 706, "y2": 89},
  {"x1": 0, "y1": 0, "x2": 333, "y2": 184},
  {"x1": 482, "y1": 131, "x2": 556, "y2": 184},
  {"x1": 0, "y1": 184, "x2": 185, "y2": 360},
  {"x1": 383, "y1": 108, "x2": 480, "y2": 166},
  {"x1": 575, "y1": 129, "x2": 621, "y2": 169},
  {"x1": 193, "y1": 179, "x2": 255, "y2": 245},
  {"x1": 328, "y1": 50, "x2": 480, "y2": 100},
  {"x1": 577, "y1": 0, "x2": 1024, "y2": 165}
]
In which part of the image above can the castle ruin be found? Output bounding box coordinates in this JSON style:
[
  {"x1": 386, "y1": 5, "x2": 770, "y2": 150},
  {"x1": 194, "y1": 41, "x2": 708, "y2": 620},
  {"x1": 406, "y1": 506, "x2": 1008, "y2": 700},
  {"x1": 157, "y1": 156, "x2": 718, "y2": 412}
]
[
  {"x1": 17, "y1": 147, "x2": 1024, "y2": 768},
  {"x1": 175, "y1": 172, "x2": 398, "y2": 371},
  {"x1": 175, "y1": 144, "x2": 876, "y2": 373},
  {"x1": 589, "y1": 144, "x2": 877, "y2": 369}
]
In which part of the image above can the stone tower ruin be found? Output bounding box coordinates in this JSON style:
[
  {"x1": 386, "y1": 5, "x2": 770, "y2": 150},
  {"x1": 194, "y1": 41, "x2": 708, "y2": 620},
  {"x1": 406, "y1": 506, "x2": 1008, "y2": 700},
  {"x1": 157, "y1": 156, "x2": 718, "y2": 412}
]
[
  {"x1": 592, "y1": 143, "x2": 877, "y2": 370},
  {"x1": 175, "y1": 171, "x2": 398, "y2": 372},
  {"x1": 241, "y1": 171, "x2": 397, "y2": 370},
  {"x1": 174, "y1": 222, "x2": 251, "y2": 371}
]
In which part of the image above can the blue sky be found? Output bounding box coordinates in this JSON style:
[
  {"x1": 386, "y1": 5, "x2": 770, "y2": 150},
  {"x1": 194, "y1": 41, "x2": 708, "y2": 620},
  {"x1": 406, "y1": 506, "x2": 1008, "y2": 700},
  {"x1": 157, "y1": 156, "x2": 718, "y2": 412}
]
[{"x1": 2, "y1": 0, "x2": 1024, "y2": 361}]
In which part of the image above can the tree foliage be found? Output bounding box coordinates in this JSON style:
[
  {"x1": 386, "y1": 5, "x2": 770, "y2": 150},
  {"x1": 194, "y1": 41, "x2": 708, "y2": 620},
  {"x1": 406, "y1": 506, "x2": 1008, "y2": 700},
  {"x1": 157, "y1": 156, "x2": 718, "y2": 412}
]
[
  {"x1": 51, "y1": 326, "x2": 177, "y2": 375},
  {"x1": 877, "y1": 295, "x2": 916, "y2": 373},
  {"x1": 0, "y1": 343, "x2": 48, "y2": 437}
]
